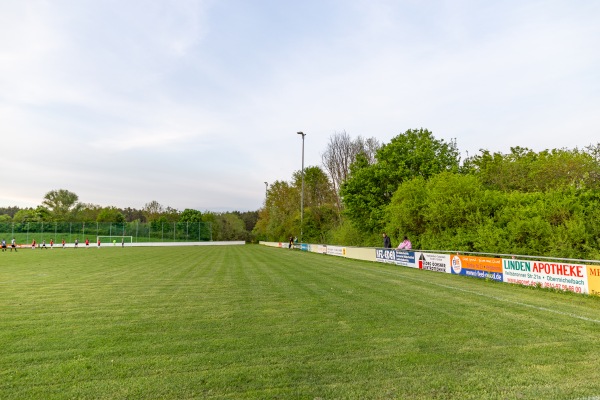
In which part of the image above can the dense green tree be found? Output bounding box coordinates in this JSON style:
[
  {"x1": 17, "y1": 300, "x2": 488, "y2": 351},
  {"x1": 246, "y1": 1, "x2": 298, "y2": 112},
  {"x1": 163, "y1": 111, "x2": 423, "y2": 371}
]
[
  {"x1": 42, "y1": 189, "x2": 81, "y2": 221},
  {"x1": 290, "y1": 166, "x2": 340, "y2": 243},
  {"x1": 0, "y1": 206, "x2": 20, "y2": 218},
  {"x1": 150, "y1": 215, "x2": 170, "y2": 232},
  {"x1": 179, "y1": 209, "x2": 203, "y2": 223},
  {"x1": 384, "y1": 175, "x2": 428, "y2": 242},
  {"x1": 12, "y1": 209, "x2": 32, "y2": 223},
  {"x1": 254, "y1": 166, "x2": 340, "y2": 243},
  {"x1": 385, "y1": 173, "x2": 490, "y2": 250},
  {"x1": 97, "y1": 207, "x2": 126, "y2": 223},
  {"x1": 13, "y1": 206, "x2": 51, "y2": 223},
  {"x1": 341, "y1": 129, "x2": 460, "y2": 233},
  {"x1": 163, "y1": 206, "x2": 180, "y2": 223},
  {"x1": 382, "y1": 170, "x2": 600, "y2": 258},
  {"x1": 142, "y1": 200, "x2": 164, "y2": 222},
  {"x1": 201, "y1": 212, "x2": 220, "y2": 241},
  {"x1": 253, "y1": 180, "x2": 299, "y2": 241},
  {"x1": 327, "y1": 219, "x2": 377, "y2": 247},
  {"x1": 218, "y1": 213, "x2": 247, "y2": 241},
  {"x1": 293, "y1": 166, "x2": 338, "y2": 209},
  {"x1": 177, "y1": 209, "x2": 208, "y2": 241},
  {"x1": 77, "y1": 203, "x2": 102, "y2": 223},
  {"x1": 465, "y1": 147, "x2": 600, "y2": 192},
  {"x1": 321, "y1": 131, "x2": 380, "y2": 212},
  {"x1": 232, "y1": 210, "x2": 259, "y2": 239},
  {"x1": 121, "y1": 207, "x2": 146, "y2": 223}
]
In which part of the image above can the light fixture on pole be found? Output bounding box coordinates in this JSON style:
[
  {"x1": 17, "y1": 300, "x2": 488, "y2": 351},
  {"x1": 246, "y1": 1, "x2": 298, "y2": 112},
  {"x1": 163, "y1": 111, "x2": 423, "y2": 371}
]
[{"x1": 297, "y1": 131, "x2": 306, "y2": 243}]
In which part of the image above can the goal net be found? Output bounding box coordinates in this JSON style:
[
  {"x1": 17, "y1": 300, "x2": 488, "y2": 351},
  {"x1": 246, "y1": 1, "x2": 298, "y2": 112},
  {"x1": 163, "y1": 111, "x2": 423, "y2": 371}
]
[{"x1": 96, "y1": 236, "x2": 133, "y2": 245}]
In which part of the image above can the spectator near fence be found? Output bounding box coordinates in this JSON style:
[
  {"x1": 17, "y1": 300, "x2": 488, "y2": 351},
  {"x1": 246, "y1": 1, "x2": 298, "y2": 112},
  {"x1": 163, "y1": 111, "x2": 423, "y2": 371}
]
[
  {"x1": 382, "y1": 233, "x2": 391, "y2": 248},
  {"x1": 397, "y1": 236, "x2": 412, "y2": 250}
]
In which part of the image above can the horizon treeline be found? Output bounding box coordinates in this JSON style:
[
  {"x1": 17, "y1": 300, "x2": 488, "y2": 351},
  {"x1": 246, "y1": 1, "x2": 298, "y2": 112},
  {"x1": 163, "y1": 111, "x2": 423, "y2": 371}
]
[
  {"x1": 253, "y1": 129, "x2": 600, "y2": 260},
  {"x1": 0, "y1": 194, "x2": 258, "y2": 242}
]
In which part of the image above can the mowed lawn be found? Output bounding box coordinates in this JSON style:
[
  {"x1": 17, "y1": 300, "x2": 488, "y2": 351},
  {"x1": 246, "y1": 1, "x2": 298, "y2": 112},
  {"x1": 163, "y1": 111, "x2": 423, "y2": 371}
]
[{"x1": 1, "y1": 245, "x2": 600, "y2": 399}]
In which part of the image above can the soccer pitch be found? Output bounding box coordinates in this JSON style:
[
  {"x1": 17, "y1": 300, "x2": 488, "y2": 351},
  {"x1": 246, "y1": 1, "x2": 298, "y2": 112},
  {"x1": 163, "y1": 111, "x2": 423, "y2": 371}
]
[{"x1": 1, "y1": 245, "x2": 599, "y2": 399}]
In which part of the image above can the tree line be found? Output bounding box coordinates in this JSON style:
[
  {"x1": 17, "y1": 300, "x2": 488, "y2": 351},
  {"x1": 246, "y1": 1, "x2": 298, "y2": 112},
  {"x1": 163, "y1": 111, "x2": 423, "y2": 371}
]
[
  {"x1": 0, "y1": 192, "x2": 258, "y2": 242},
  {"x1": 253, "y1": 129, "x2": 600, "y2": 260}
]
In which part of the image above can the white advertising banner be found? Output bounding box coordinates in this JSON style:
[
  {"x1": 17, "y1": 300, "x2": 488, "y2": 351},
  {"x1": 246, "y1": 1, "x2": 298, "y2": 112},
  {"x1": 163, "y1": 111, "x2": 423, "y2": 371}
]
[
  {"x1": 416, "y1": 252, "x2": 451, "y2": 273},
  {"x1": 503, "y1": 259, "x2": 588, "y2": 294},
  {"x1": 326, "y1": 246, "x2": 346, "y2": 257}
]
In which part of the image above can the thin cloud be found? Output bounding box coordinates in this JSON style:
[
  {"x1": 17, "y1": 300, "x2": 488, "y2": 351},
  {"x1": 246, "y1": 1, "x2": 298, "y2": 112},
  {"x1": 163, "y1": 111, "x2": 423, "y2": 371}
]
[{"x1": 1, "y1": 1, "x2": 599, "y2": 211}]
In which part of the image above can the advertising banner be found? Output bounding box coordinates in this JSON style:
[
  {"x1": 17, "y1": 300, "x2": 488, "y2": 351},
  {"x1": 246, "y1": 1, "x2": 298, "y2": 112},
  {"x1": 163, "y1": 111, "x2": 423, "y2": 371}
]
[
  {"x1": 345, "y1": 247, "x2": 377, "y2": 262},
  {"x1": 375, "y1": 249, "x2": 417, "y2": 267},
  {"x1": 451, "y1": 255, "x2": 503, "y2": 281},
  {"x1": 586, "y1": 265, "x2": 600, "y2": 296},
  {"x1": 327, "y1": 246, "x2": 346, "y2": 257},
  {"x1": 395, "y1": 250, "x2": 416, "y2": 268},
  {"x1": 503, "y1": 259, "x2": 588, "y2": 294},
  {"x1": 417, "y1": 253, "x2": 451, "y2": 273},
  {"x1": 375, "y1": 248, "x2": 397, "y2": 264},
  {"x1": 316, "y1": 245, "x2": 327, "y2": 254}
]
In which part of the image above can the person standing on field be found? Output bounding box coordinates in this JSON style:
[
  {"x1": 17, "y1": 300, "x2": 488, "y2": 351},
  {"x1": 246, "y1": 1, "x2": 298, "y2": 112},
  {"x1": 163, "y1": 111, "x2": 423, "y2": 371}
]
[
  {"x1": 50, "y1": 238, "x2": 54, "y2": 249},
  {"x1": 85, "y1": 238, "x2": 90, "y2": 248},
  {"x1": 11, "y1": 238, "x2": 17, "y2": 252},
  {"x1": 62, "y1": 238, "x2": 65, "y2": 249},
  {"x1": 31, "y1": 239, "x2": 36, "y2": 249},
  {"x1": 1, "y1": 239, "x2": 6, "y2": 252},
  {"x1": 97, "y1": 238, "x2": 101, "y2": 248},
  {"x1": 41, "y1": 240, "x2": 47, "y2": 249},
  {"x1": 382, "y1": 233, "x2": 391, "y2": 248},
  {"x1": 74, "y1": 238, "x2": 79, "y2": 248}
]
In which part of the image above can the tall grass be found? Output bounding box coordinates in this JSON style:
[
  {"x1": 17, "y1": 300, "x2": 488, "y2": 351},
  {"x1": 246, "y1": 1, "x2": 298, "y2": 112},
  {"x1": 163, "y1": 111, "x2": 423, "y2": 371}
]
[{"x1": 1, "y1": 245, "x2": 599, "y2": 399}]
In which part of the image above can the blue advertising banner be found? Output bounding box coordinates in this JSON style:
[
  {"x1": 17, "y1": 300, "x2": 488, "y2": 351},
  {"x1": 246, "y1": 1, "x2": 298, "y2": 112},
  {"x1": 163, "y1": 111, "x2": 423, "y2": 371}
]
[
  {"x1": 395, "y1": 250, "x2": 416, "y2": 267},
  {"x1": 375, "y1": 249, "x2": 416, "y2": 267},
  {"x1": 375, "y1": 248, "x2": 397, "y2": 264}
]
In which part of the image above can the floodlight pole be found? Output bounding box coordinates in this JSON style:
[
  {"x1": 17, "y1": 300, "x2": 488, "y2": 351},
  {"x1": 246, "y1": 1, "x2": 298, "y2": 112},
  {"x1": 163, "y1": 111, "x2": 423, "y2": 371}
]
[{"x1": 297, "y1": 131, "x2": 306, "y2": 243}]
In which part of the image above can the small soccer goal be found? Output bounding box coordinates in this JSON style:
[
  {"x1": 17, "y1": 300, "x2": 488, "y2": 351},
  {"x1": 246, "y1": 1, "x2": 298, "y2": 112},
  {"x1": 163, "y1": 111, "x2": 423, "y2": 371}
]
[{"x1": 96, "y1": 236, "x2": 133, "y2": 246}]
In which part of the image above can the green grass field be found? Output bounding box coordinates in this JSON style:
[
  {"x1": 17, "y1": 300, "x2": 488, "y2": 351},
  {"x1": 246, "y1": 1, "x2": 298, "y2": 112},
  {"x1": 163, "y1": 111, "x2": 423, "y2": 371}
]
[{"x1": 1, "y1": 245, "x2": 600, "y2": 399}]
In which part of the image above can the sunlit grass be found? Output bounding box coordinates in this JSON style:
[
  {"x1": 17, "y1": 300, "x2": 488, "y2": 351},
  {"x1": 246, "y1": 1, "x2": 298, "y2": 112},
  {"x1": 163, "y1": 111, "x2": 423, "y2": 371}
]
[{"x1": 1, "y1": 245, "x2": 600, "y2": 399}]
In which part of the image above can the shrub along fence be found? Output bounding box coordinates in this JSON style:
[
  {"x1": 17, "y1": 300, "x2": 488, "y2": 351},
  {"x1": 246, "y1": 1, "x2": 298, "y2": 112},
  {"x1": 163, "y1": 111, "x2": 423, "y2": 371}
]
[{"x1": 0, "y1": 221, "x2": 212, "y2": 244}]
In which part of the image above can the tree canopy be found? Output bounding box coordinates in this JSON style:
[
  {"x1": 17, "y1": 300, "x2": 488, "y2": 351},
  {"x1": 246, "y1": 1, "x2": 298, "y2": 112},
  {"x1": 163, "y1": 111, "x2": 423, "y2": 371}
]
[
  {"x1": 42, "y1": 189, "x2": 80, "y2": 221},
  {"x1": 341, "y1": 128, "x2": 460, "y2": 233}
]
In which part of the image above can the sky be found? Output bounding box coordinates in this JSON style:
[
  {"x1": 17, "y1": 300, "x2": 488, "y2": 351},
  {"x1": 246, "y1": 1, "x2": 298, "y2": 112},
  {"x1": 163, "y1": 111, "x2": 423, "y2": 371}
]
[{"x1": 1, "y1": 0, "x2": 599, "y2": 212}]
